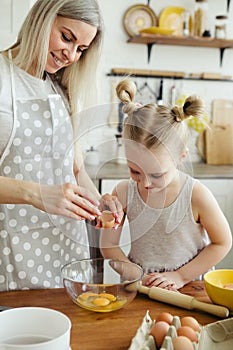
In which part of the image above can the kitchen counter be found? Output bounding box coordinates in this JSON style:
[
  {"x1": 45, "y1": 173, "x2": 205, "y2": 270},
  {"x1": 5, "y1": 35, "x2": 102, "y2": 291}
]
[
  {"x1": 0, "y1": 281, "x2": 223, "y2": 350},
  {"x1": 86, "y1": 161, "x2": 233, "y2": 192}
]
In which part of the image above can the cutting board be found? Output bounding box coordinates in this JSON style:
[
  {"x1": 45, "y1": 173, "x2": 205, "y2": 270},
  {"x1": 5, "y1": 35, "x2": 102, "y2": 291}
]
[
  {"x1": 205, "y1": 124, "x2": 233, "y2": 165},
  {"x1": 212, "y1": 99, "x2": 233, "y2": 126},
  {"x1": 197, "y1": 99, "x2": 233, "y2": 164}
]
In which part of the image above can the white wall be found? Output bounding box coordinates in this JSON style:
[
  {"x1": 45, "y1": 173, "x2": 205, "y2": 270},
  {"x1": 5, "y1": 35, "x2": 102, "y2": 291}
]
[
  {"x1": 2, "y1": 0, "x2": 233, "y2": 106},
  {"x1": 98, "y1": 0, "x2": 233, "y2": 105},
  {"x1": 1, "y1": 0, "x2": 233, "y2": 160},
  {"x1": 93, "y1": 0, "x2": 233, "y2": 162},
  {"x1": 0, "y1": 0, "x2": 33, "y2": 50}
]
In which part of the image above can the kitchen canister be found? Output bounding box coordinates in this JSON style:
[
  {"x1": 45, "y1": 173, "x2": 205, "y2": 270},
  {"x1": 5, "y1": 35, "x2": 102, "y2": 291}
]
[
  {"x1": 215, "y1": 15, "x2": 228, "y2": 39},
  {"x1": 0, "y1": 307, "x2": 71, "y2": 350}
]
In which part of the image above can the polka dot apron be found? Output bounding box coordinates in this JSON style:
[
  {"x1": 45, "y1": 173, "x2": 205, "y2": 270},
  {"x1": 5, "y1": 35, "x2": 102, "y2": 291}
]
[{"x1": 0, "y1": 55, "x2": 90, "y2": 291}]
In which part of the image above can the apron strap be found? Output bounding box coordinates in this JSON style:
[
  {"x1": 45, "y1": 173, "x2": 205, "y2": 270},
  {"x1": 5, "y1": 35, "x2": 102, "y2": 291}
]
[{"x1": 0, "y1": 50, "x2": 17, "y2": 167}]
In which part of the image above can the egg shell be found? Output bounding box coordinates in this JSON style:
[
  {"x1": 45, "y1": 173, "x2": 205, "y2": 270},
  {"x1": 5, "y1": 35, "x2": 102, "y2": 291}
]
[
  {"x1": 99, "y1": 210, "x2": 115, "y2": 228},
  {"x1": 155, "y1": 312, "x2": 173, "y2": 325},
  {"x1": 181, "y1": 316, "x2": 201, "y2": 332},
  {"x1": 177, "y1": 326, "x2": 198, "y2": 342},
  {"x1": 150, "y1": 321, "x2": 170, "y2": 348},
  {"x1": 172, "y1": 335, "x2": 194, "y2": 350}
]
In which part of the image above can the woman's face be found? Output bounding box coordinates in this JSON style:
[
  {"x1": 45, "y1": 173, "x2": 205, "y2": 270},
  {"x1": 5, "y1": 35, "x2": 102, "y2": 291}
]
[{"x1": 46, "y1": 16, "x2": 97, "y2": 73}]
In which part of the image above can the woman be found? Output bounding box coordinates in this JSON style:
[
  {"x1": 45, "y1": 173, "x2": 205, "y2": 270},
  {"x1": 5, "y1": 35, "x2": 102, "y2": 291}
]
[{"x1": 0, "y1": 0, "x2": 121, "y2": 291}]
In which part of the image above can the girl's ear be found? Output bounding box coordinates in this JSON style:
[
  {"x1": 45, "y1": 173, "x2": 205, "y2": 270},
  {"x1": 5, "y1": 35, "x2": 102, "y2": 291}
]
[{"x1": 180, "y1": 147, "x2": 189, "y2": 162}]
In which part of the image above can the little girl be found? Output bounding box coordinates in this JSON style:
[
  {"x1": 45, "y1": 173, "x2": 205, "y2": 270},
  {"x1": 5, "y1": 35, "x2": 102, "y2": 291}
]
[{"x1": 100, "y1": 79, "x2": 232, "y2": 290}]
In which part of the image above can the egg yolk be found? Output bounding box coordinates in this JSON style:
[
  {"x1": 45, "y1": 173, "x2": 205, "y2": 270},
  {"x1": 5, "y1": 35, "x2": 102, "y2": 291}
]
[{"x1": 76, "y1": 292, "x2": 127, "y2": 312}]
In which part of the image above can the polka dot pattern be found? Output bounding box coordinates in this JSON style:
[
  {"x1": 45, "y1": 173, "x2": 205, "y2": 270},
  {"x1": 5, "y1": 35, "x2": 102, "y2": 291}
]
[{"x1": 0, "y1": 94, "x2": 89, "y2": 291}]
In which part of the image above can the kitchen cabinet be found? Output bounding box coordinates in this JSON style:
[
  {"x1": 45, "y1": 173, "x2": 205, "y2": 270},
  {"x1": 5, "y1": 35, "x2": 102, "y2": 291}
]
[{"x1": 199, "y1": 179, "x2": 233, "y2": 269}]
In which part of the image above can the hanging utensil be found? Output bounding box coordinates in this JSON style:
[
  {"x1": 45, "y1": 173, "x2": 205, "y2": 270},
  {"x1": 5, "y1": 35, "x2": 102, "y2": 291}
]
[{"x1": 157, "y1": 79, "x2": 163, "y2": 105}]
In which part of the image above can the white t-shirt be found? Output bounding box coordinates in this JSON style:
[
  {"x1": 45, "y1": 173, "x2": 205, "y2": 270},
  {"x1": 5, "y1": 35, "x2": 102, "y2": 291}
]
[{"x1": 0, "y1": 54, "x2": 56, "y2": 156}]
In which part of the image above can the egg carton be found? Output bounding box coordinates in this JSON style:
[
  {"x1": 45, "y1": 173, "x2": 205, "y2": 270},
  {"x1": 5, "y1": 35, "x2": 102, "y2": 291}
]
[{"x1": 128, "y1": 311, "x2": 233, "y2": 350}]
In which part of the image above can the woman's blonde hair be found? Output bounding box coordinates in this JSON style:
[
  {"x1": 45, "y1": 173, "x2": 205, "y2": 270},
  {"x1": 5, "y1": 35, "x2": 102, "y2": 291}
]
[
  {"x1": 116, "y1": 79, "x2": 205, "y2": 157},
  {"x1": 5, "y1": 0, "x2": 103, "y2": 115}
]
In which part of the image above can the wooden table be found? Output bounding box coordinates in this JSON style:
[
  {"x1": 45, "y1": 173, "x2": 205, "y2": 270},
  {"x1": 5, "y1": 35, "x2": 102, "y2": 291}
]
[{"x1": 0, "y1": 281, "x2": 222, "y2": 350}]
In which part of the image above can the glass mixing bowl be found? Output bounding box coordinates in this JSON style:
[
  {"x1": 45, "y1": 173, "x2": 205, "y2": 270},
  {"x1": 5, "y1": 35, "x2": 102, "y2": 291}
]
[{"x1": 61, "y1": 258, "x2": 143, "y2": 313}]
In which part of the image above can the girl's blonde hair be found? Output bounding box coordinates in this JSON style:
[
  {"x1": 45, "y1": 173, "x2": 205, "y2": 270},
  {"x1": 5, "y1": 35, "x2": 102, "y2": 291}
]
[
  {"x1": 5, "y1": 0, "x2": 103, "y2": 115},
  {"x1": 116, "y1": 79, "x2": 205, "y2": 156}
]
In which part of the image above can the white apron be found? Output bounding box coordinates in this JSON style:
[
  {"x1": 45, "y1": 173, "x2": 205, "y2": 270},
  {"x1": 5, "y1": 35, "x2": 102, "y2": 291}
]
[{"x1": 0, "y1": 55, "x2": 89, "y2": 291}]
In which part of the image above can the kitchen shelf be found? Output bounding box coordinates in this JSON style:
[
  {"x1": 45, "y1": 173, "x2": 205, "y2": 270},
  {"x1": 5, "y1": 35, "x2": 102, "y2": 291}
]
[
  {"x1": 107, "y1": 70, "x2": 233, "y2": 83},
  {"x1": 128, "y1": 34, "x2": 233, "y2": 65}
]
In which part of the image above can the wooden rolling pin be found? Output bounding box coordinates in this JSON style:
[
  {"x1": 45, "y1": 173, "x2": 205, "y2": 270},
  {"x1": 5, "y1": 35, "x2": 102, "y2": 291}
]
[{"x1": 139, "y1": 285, "x2": 229, "y2": 318}]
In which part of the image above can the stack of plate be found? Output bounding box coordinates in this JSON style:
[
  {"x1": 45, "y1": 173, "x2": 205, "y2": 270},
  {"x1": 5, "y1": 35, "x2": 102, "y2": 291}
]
[{"x1": 123, "y1": 5, "x2": 191, "y2": 37}]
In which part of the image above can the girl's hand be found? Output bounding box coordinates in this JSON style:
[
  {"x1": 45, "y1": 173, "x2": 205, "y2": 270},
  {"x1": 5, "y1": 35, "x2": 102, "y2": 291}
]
[
  {"x1": 142, "y1": 271, "x2": 184, "y2": 291},
  {"x1": 96, "y1": 193, "x2": 124, "y2": 229},
  {"x1": 34, "y1": 183, "x2": 101, "y2": 221}
]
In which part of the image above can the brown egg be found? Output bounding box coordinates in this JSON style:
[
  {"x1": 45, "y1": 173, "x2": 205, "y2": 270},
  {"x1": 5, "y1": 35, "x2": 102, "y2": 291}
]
[
  {"x1": 155, "y1": 312, "x2": 173, "y2": 325},
  {"x1": 177, "y1": 326, "x2": 198, "y2": 342},
  {"x1": 150, "y1": 321, "x2": 169, "y2": 348},
  {"x1": 99, "y1": 210, "x2": 115, "y2": 228},
  {"x1": 180, "y1": 316, "x2": 201, "y2": 332},
  {"x1": 172, "y1": 336, "x2": 194, "y2": 350}
]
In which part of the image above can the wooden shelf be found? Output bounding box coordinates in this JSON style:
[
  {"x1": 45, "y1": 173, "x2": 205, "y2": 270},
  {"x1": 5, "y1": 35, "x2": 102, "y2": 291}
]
[
  {"x1": 128, "y1": 34, "x2": 233, "y2": 48},
  {"x1": 128, "y1": 34, "x2": 233, "y2": 65},
  {"x1": 107, "y1": 68, "x2": 233, "y2": 82},
  {"x1": 107, "y1": 72, "x2": 233, "y2": 83}
]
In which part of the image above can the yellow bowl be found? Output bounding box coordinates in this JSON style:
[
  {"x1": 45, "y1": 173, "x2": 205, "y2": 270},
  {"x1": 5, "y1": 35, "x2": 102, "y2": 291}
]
[{"x1": 204, "y1": 269, "x2": 233, "y2": 312}]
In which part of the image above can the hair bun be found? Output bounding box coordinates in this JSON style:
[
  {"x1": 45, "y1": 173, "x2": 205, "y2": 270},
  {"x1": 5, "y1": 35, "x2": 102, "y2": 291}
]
[
  {"x1": 172, "y1": 105, "x2": 185, "y2": 122},
  {"x1": 122, "y1": 102, "x2": 138, "y2": 115},
  {"x1": 172, "y1": 95, "x2": 205, "y2": 123},
  {"x1": 116, "y1": 79, "x2": 137, "y2": 104}
]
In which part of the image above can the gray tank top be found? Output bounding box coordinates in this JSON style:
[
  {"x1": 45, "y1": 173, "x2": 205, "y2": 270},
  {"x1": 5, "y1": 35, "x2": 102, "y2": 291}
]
[{"x1": 127, "y1": 175, "x2": 210, "y2": 273}]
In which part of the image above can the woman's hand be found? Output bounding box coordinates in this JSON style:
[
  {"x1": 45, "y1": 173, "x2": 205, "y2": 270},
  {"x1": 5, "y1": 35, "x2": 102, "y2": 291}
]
[
  {"x1": 34, "y1": 183, "x2": 101, "y2": 221},
  {"x1": 142, "y1": 271, "x2": 185, "y2": 291},
  {"x1": 96, "y1": 193, "x2": 124, "y2": 229}
]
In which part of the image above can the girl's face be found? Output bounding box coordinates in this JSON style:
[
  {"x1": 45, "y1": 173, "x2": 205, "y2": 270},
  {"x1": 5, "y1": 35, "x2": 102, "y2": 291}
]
[
  {"x1": 46, "y1": 16, "x2": 97, "y2": 73},
  {"x1": 126, "y1": 143, "x2": 180, "y2": 192}
]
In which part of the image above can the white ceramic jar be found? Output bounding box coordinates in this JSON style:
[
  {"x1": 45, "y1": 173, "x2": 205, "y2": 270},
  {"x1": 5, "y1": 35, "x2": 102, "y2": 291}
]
[{"x1": 0, "y1": 307, "x2": 71, "y2": 350}]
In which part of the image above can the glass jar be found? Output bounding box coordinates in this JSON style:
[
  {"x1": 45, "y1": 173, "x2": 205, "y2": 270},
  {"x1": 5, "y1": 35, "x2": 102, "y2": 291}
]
[
  {"x1": 215, "y1": 15, "x2": 228, "y2": 39},
  {"x1": 194, "y1": 0, "x2": 209, "y2": 37}
]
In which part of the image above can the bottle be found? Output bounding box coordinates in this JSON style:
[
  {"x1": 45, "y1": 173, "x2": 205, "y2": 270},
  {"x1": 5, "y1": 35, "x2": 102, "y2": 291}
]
[{"x1": 194, "y1": 0, "x2": 209, "y2": 37}]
